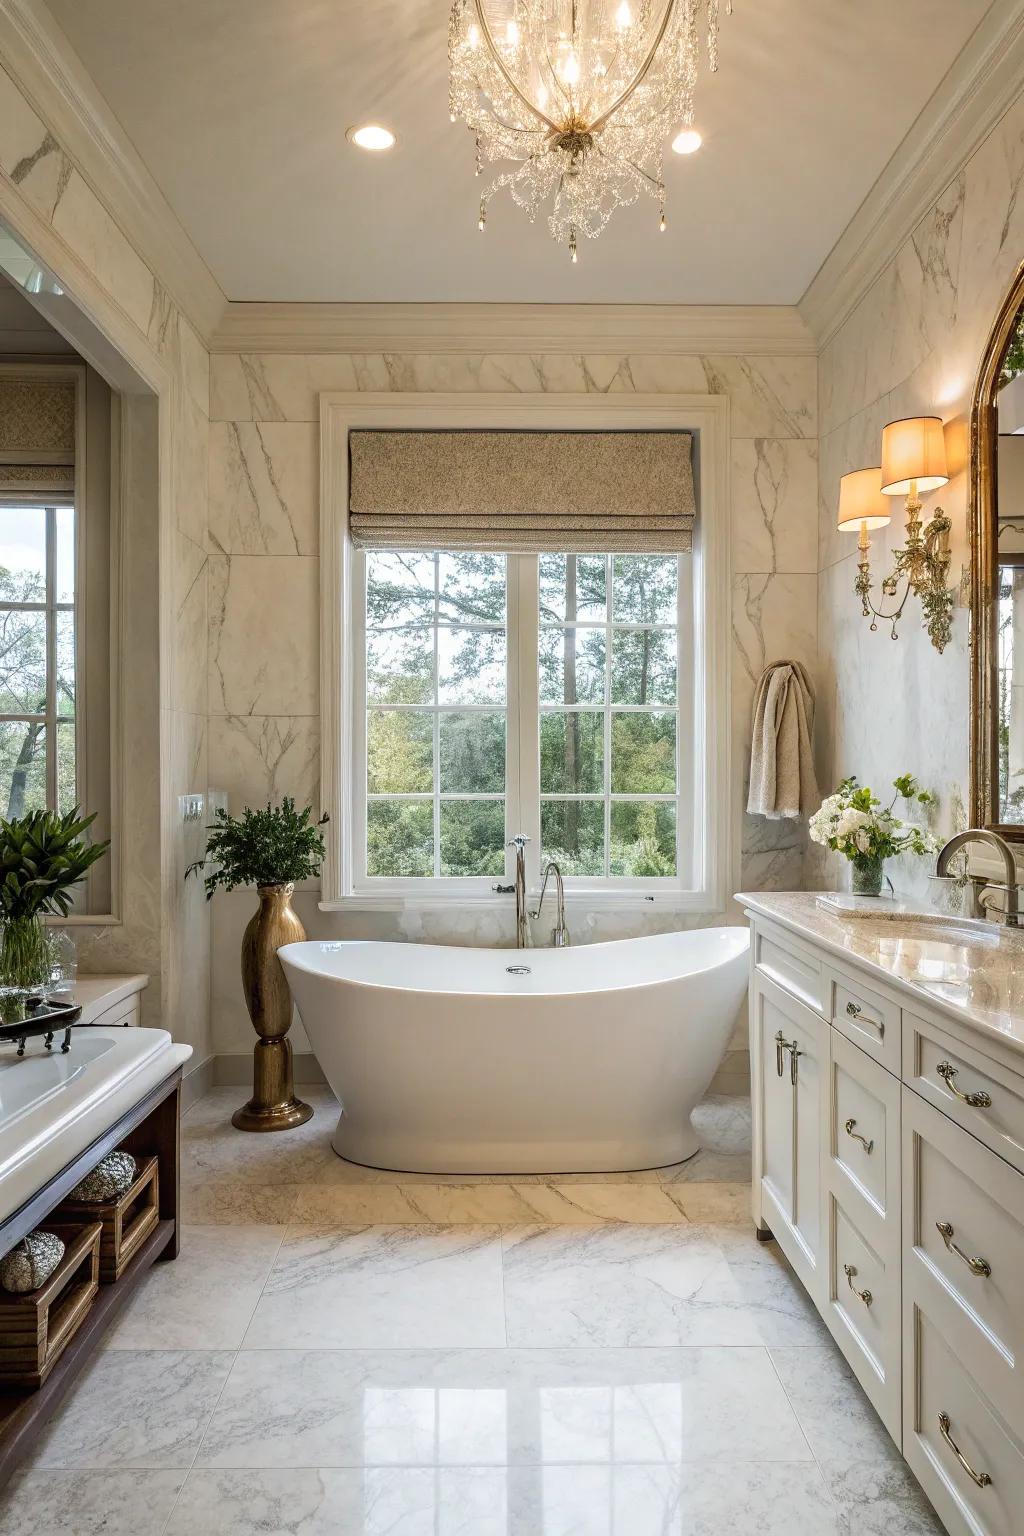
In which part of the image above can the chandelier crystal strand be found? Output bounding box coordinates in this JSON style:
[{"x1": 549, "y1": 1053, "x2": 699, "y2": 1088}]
[{"x1": 449, "y1": 0, "x2": 728, "y2": 255}]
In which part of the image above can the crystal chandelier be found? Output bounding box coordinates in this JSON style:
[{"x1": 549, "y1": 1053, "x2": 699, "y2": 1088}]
[{"x1": 448, "y1": 0, "x2": 729, "y2": 259}]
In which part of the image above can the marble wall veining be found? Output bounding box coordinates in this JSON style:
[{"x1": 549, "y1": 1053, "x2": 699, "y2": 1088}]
[
  {"x1": 207, "y1": 349, "x2": 819, "y2": 1056},
  {"x1": 0, "y1": 60, "x2": 212, "y2": 1062},
  {"x1": 815, "y1": 87, "x2": 1024, "y2": 899}
]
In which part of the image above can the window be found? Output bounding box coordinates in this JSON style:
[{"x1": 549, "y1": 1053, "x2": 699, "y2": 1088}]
[
  {"x1": 0, "y1": 504, "x2": 77, "y2": 817},
  {"x1": 353, "y1": 548, "x2": 695, "y2": 897}
]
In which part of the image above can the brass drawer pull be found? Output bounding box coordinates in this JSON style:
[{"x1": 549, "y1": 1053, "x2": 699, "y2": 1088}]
[
  {"x1": 936, "y1": 1061, "x2": 993, "y2": 1109},
  {"x1": 846, "y1": 1001, "x2": 862, "y2": 1017},
  {"x1": 843, "y1": 1263, "x2": 872, "y2": 1306},
  {"x1": 774, "y1": 1031, "x2": 801, "y2": 1085},
  {"x1": 844, "y1": 1118, "x2": 874, "y2": 1153},
  {"x1": 846, "y1": 999, "x2": 883, "y2": 1035},
  {"x1": 936, "y1": 1222, "x2": 992, "y2": 1278},
  {"x1": 938, "y1": 1412, "x2": 992, "y2": 1488}
]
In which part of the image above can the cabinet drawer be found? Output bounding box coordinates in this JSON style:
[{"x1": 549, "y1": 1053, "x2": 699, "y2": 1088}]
[
  {"x1": 752, "y1": 918, "x2": 825, "y2": 1016},
  {"x1": 903, "y1": 1088, "x2": 1024, "y2": 1434},
  {"x1": 904, "y1": 1011, "x2": 1024, "y2": 1177},
  {"x1": 829, "y1": 1028, "x2": 900, "y2": 1225},
  {"x1": 827, "y1": 962, "x2": 901, "y2": 1075},
  {"x1": 825, "y1": 1187, "x2": 901, "y2": 1441},
  {"x1": 905, "y1": 1305, "x2": 1024, "y2": 1536}
]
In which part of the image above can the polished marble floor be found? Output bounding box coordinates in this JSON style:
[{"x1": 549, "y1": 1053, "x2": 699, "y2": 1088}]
[{"x1": 0, "y1": 1087, "x2": 944, "y2": 1535}]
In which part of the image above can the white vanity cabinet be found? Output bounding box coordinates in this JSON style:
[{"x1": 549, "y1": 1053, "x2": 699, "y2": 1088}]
[{"x1": 743, "y1": 897, "x2": 1024, "y2": 1536}]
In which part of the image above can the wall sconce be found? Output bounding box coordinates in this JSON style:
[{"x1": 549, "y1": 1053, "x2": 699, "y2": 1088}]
[{"x1": 838, "y1": 416, "x2": 955, "y2": 652}]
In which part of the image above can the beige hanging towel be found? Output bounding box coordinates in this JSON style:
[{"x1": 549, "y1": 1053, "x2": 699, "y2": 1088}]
[{"x1": 747, "y1": 660, "x2": 820, "y2": 820}]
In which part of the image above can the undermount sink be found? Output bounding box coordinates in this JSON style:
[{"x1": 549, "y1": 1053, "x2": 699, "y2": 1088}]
[{"x1": 815, "y1": 897, "x2": 1005, "y2": 946}]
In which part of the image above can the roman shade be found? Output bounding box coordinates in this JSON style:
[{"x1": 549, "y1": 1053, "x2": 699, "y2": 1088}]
[
  {"x1": 0, "y1": 378, "x2": 75, "y2": 503},
  {"x1": 348, "y1": 429, "x2": 695, "y2": 552}
]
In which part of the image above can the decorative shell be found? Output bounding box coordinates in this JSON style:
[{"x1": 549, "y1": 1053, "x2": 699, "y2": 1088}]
[
  {"x1": 0, "y1": 1230, "x2": 65, "y2": 1293},
  {"x1": 68, "y1": 1150, "x2": 137, "y2": 1203}
]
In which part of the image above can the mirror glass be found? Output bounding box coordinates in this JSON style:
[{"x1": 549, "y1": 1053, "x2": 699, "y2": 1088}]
[{"x1": 996, "y1": 303, "x2": 1024, "y2": 824}]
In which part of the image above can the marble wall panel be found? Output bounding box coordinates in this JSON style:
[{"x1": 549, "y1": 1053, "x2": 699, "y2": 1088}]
[{"x1": 208, "y1": 422, "x2": 318, "y2": 555}]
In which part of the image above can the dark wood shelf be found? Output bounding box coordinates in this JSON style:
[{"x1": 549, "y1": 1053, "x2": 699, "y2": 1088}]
[{"x1": 0, "y1": 1067, "x2": 182, "y2": 1488}]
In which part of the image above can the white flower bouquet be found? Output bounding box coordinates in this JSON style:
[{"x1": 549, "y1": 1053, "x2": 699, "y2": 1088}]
[{"x1": 809, "y1": 775, "x2": 937, "y2": 895}]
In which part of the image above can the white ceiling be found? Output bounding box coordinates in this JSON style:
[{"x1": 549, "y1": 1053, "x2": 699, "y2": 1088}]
[{"x1": 44, "y1": 0, "x2": 994, "y2": 305}]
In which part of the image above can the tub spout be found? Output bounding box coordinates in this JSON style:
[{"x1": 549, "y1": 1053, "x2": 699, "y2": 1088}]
[
  {"x1": 506, "y1": 835, "x2": 533, "y2": 949},
  {"x1": 531, "y1": 861, "x2": 570, "y2": 948}
]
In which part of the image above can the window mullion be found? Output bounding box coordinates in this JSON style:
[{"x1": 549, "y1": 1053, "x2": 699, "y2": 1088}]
[
  {"x1": 604, "y1": 553, "x2": 612, "y2": 879},
  {"x1": 514, "y1": 553, "x2": 540, "y2": 889},
  {"x1": 45, "y1": 506, "x2": 57, "y2": 809}
]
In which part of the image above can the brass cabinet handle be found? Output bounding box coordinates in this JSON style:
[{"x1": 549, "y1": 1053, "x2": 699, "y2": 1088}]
[
  {"x1": 846, "y1": 1001, "x2": 862, "y2": 1017},
  {"x1": 938, "y1": 1412, "x2": 992, "y2": 1488},
  {"x1": 844, "y1": 1118, "x2": 874, "y2": 1153},
  {"x1": 843, "y1": 1262, "x2": 872, "y2": 1306},
  {"x1": 936, "y1": 1061, "x2": 993, "y2": 1109},
  {"x1": 936, "y1": 1221, "x2": 992, "y2": 1278},
  {"x1": 846, "y1": 999, "x2": 883, "y2": 1035}
]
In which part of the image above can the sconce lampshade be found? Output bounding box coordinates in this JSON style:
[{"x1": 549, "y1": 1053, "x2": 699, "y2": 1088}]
[
  {"x1": 837, "y1": 467, "x2": 891, "y2": 532},
  {"x1": 880, "y1": 416, "x2": 949, "y2": 495}
]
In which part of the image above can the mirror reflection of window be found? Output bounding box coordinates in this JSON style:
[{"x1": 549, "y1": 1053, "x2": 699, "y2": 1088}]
[{"x1": 996, "y1": 303, "x2": 1024, "y2": 823}]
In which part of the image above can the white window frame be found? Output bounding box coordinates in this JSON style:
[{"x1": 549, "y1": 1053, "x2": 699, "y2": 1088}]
[{"x1": 320, "y1": 391, "x2": 731, "y2": 913}]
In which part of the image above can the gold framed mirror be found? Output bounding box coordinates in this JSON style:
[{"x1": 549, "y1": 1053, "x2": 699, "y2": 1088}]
[{"x1": 971, "y1": 258, "x2": 1024, "y2": 839}]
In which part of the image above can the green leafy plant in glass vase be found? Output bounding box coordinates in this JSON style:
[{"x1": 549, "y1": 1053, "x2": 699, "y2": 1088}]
[
  {"x1": 0, "y1": 808, "x2": 109, "y2": 1020},
  {"x1": 808, "y1": 775, "x2": 937, "y2": 897},
  {"x1": 187, "y1": 798, "x2": 328, "y2": 1132}
]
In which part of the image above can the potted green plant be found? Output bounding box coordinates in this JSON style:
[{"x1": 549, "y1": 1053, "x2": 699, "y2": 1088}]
[
  {"x1": 187, "y1": 798, "x2": 328, "y2": 1132},
  {"x1": 808, "y1": 774, "x2": 937, "y2": 896},
  {"x1": 0, "y1": 808, "x2": 110, "y2": 1019}
]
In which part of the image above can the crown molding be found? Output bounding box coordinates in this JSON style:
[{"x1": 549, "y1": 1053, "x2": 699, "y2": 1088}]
[
  {"x1": 211, "y1": 301, "x2": 815, "y2": 356},
  {"x1": 799, "y1": 0, "x2": 1024, "y2": 347},
  {"x1": 0, "y1": 0, "x2": 226, "y2": 346}
]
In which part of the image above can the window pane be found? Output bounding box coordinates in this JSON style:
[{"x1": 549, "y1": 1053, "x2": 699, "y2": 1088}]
[
  {"x1": 539, "y1": 553, "x2": 606, "y2": 623},
  {"x1": 438, "y1": 628, "x2": 506, "y2": 704},
  {"x1": 367, "y1": 710, "x2": 433, "y2": 794},
  {"x1": 539, "y1": 627, "x2": 605, "y2": 705},
  {"x1": 613, "y1": 555, "x2": 677, "y2": 624},
  {"x1": 0, "y1": 506, "x2": 46, "y2": 597},
  {"x1": 439, "y1": 711, "x2": 505, "y2": 793},
  {"x1": 437, "y1": 553, "x2": 505, "y2": 625},
  {"x1": 440, "y1": 799, "x2": 505, "y2": 876},
  {"x1": 56, "y1": 506, "x2": 75, "y2": 603},
  {"x1": 611, "y1": 629, "x2": 676, "y2": 706},
  {"x1": 541, "y1": 799, "x2": 604, "y2": 876},
  {"x1": 610, "y1": 712, "x2": 676, "y2": 794},
  {"x1": 56, "y1": 610, "x2": 75, "y2": 719},
  {"x1": 0, "y1": 611, "x2": 47, "y2": 714},
  {"x1": 0, "y1": 720, "x2": 46, "y2": 817},
  {"x1": 56, "y1": 719, "x2": 76, "y2": 813},
  {"x1": 366, "y1": 626, "x2": 434, "y2": 705},
  {"x1": 367, "y1": 800, "x2": 433, "y2": 876},
  {"x1": 540, "y1": 711, "x2": 604, "y2": 794},
  {"x1": 366, "y1": 551, "x2": 435, "y2": 627},
  {"x1": 610, "y1": 801, "x2": 677, "y2": 876}
]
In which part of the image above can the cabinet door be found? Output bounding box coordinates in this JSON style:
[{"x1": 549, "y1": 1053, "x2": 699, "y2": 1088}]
[{"x1": 751, "y1": 973, "x2": 827, "y2": 1302}]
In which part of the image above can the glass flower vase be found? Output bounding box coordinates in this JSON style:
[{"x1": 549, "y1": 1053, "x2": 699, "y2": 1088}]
[
  {"x1": 0, "y1": 914, "x2": 52, "y2": 1021},
  {"x1": 850, "y1": 854, "x2": 885, "y2": 898}
]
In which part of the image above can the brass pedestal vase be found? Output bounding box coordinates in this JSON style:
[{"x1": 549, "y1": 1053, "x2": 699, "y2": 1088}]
[{"x1": 233, "y1": 882, "x2": 312, "y2": 1132}]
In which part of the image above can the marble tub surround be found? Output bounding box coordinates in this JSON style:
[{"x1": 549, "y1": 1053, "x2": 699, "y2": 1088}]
[
  {"x1": 739, "y1": 889, "x2": 1024, "y2": 1050},
  {"x1": 0, "y1": 1078, "x2": 945, "y2": 1536}
]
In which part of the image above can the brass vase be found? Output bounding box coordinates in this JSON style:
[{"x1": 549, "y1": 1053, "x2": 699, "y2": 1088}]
[{"x1": 233, "y1": 882, "x2": 313, "y2": 1132}]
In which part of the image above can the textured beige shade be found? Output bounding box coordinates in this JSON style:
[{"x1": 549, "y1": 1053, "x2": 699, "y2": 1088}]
[
  {"x1": 880, "y1": 415, "x2": 948, "y2": 495},
  {"x1": 837, "y1": 466, "x2": 891, "y2": 532},
  {"x1": 348, "y1": 429, "x2": 695, "y2": 551},
  {"x1": 0, "y1": 378, "x2": 75, "y2": 502}
]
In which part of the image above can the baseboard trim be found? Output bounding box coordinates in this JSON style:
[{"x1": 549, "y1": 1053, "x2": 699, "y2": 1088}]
[
  {"x1": 212, "y1": 1052, "x2": 327, "y2": 1088},
  {"x1": 181, "y1": 1053, "x2": 216, "y2": 1111}
]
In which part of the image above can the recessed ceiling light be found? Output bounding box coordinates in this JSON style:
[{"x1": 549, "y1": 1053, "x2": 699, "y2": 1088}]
[
  {"x1": 671, "y1": 128, "x2": 702, "y2": 155},
  {"x1": 347, "y1": 124, "x2": 396, "y2": 151}
]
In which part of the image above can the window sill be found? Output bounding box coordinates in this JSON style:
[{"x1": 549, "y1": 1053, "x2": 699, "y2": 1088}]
[{"x1": 320, "y1": 890, "x2": 720, "y2": 916}]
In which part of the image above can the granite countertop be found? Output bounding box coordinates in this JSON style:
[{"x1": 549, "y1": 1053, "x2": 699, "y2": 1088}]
[{"x1": 736, "y1": 891, "x2": 1024, "y2": 1059}]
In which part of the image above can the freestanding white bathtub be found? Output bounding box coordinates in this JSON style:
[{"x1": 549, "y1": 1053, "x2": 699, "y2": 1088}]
[{"x1": 280, "y1": 928, "x2": 749, "y2": 1174}]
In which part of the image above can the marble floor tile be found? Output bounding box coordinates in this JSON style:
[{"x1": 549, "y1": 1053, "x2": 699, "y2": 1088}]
[
  {"x1": 665, "y1": 1181, "x2": 750, "y2": 1223},
  {"x1": 824, "y1": 1459, "x2": 945, "y2": 1535},
  {"x1": 196, "y1": 1345, "x2": 811, "y2": 1470},
  {"x1": 181, "y1": 1178, "x2": 300, "y2": 1224},
  {"x1": 656, "y1": 1147, "x2": 753, "y2": 1184},
  {"x1": 242, "y1": 1226, "x2": 507, "y2": 1348},
  {"x1": 103, "y1": 1225, "x2": 284, "y2": 1349},
  {"x1": 27, "y1": 1349, "x2": 234, "y2": 1468},
  {"x1": 714, "y1": 1226, "x2": 832, "y2": 1345},
  {"x1": 768, "y1": 1342, "x2": 899, "y2": 1466},
  {"x1": 290, "y1": 1181, "x2": 693, "y2": 1226},
  {"x1": 0, "y1": 1469, "x2": 185, "y2": 1536},
  {"x1": 501, "y1": 1224, "x2": 766, "y2": 1347}
]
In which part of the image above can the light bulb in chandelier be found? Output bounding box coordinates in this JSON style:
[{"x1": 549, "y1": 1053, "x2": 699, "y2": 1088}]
[
  {"x1": 659, "y1": 207, "x2": 666, "y2": 232},
  {"x1": 449, "y1": 0, "x2": 729, "y2": 253},
  {"x1": 478, "y1": 200, "x2": 486, "y2": 231},
  {"x1": 569, "y1": 227, "x2": 578, "y2": 263}
]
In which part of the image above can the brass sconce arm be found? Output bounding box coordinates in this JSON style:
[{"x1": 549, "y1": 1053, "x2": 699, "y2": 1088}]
[{"x1": 852, "y1": 506, "x2": 954, "y2": 650}]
